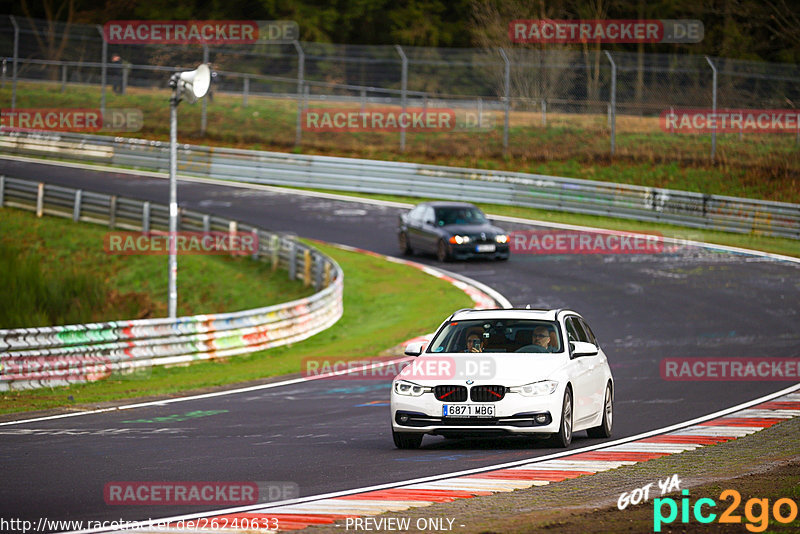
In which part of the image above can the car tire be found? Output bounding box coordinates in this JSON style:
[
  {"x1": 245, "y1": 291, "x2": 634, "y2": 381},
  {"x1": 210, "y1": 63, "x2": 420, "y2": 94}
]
[
  {"x1": 398, "y1": 232, "x2": 413, "y2": 255},
  {"x1": 392, "y1": 429, "x2": 423, "y2": 449},
  {"x1": 587, "y1": 383, "x2": 613, "y2": 439},
  {"x1": 436, "y1": 240, "x2": 450, "y2": 262},
  {"x1": 496, "y1": 255, "x2": 509, "y2": 261},
  {"x1": 548, "y1": 388, "x2": 573, "y2": 448}
]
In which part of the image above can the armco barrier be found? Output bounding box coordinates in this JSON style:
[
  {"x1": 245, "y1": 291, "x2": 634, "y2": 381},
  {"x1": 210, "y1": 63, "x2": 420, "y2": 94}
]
[
  {"x1": 0, "y1": 176, "x2": 343, "y2": 391},
  {"x1": 1, "y1": 130, "x2": 798, "y2": 239}
]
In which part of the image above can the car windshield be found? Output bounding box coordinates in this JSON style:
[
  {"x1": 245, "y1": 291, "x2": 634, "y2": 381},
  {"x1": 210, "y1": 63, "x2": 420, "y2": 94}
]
[
  {"x1": 435, "y1": 207, "x2": 487, "y2": 226},
  {"x1": 427, "y1": 319, "x2": 563, "y2": 354}
]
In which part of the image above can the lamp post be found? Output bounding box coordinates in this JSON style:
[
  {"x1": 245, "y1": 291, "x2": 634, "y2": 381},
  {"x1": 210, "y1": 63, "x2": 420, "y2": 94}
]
[{"x1": 167, "y1": 64, "x2": 211, "y2": 318}]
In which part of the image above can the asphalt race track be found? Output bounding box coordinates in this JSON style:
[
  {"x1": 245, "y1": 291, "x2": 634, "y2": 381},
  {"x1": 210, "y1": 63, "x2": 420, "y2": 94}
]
[{"x1": 1, "y1": 157, "x2": 799, "y2": 530}]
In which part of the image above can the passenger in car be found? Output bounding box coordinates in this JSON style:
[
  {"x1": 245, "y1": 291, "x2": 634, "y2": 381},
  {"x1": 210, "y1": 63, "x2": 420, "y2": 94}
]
[{"x1": 465, "y1": 328, "x2": 485, "y2": 353}]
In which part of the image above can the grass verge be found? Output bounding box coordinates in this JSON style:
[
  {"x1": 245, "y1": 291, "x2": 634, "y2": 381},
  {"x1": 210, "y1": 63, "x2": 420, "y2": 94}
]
[
  {"x1": 0, "y1": 239, "x2": 473, "y2": 415},
  {"x1": 1, "y1": 81, "x2": 797, "y2": 202},
  {"x1": 0, "y1": 206, "x2": 315, "y2": 327}
]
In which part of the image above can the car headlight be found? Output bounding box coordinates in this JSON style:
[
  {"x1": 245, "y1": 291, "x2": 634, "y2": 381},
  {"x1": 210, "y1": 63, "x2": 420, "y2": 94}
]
[
  {"x1": 495, "y1": 234, "x2": 509, "y2": 244},
  {"x1": 509, "y1": 380, "x2": 558, "y2": 397},
  {"x1": 448, "y1": 235, "x2": 471, "y2": 244},
  {"x1": 393, "y1": 380, "x2": 432, "y2": 397}
]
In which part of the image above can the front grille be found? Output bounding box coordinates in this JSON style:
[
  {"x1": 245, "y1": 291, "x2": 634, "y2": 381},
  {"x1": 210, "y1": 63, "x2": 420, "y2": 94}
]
[
  {"x1": 470, "y1": 385, "x2": 506, "y2": 402},
  {"x1": 434, "y1": 385, "x2": 467, "y2": 402}
]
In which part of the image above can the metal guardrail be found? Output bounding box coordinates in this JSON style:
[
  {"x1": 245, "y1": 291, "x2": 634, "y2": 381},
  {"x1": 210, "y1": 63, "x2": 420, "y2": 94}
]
[
  {"x1": 0, "y1": 176, "x2": 344, "y2": 391},
  {"x1": 1, "y1": 130, "x2": 798, "y2": 240}
]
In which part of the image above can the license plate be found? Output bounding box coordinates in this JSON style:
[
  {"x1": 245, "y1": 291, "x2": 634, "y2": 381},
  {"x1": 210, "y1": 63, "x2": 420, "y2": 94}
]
[
  {"x1": 442, "y1": 404, "x2": 495, "y2": 417},
  {"x1": 476, "y1": 244, "x2": 496, "y2": 253}
]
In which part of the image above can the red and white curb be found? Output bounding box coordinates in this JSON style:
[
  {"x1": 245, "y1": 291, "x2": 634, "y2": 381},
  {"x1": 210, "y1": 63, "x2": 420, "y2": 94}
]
[{"x1": 73, "y1": 387, "x2": 799, "y2": 533}]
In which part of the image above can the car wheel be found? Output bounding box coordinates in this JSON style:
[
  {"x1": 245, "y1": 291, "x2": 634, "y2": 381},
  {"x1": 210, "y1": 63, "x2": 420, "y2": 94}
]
[
  {"x1": 549, "y1": 388, "x2": 573, "y2": 448},
  {"x1": 496, "y1": 255, "x2": 509, "y2": 262},
  {"x1": 398, "y1": 232, "x2": 413, "y2": 255},
  {"x1": 436, "y1": 240, "x2": 449, "y2": 262},
  {"x1": 392, "y1": 429, "x2": 423, "y2": 449},
  {"x1": 587, "y1": 383, "x2": 613, "y2": 438}
]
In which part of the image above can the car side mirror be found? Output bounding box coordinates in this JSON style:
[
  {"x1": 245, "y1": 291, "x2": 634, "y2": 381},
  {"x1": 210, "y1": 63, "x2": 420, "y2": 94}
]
[
  {"x1": 404, "y1": 341, "x2": 425, "y2": 357},
  {"x1": 570, "y1": 341, "x2": 598, "y2": 358},
  {"x1": 425, "y1": 219, "x2": 434, "y2": 226}
]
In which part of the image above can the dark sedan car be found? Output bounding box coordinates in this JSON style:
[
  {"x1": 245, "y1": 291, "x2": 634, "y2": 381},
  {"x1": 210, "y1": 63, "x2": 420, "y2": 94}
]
[{"x1": 398, "y1": 202, "x2": 509, "y2": 262}]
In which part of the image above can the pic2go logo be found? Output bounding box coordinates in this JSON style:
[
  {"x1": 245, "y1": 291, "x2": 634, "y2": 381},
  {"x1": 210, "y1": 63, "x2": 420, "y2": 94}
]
[{"x1": 654, "y1": 489, "x2": 798, "y2": 532}]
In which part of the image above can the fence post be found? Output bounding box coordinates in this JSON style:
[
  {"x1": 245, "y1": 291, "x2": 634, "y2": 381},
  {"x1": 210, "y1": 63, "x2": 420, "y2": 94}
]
[
  {"x1": 142, "y1": 201, "x2": 150, "y2": 232},
  {"x1": 604, "y1": 51, "x2": 616, "y2": 156},
  {"x1": 293, "y1": 40, "x2": 305, "y2": 147},
  {"x1": 705, "y1": 56, "x2": 717, "y2": 163},
  {"x1": 542, "y1": 99, "x2": 547, "y2": 126},
  {"x1": 243, "y1": 76, "x2": 249, "y2": 106},
  {"x1": 61, "y1": 64, "x2": 68, "y2": 92},
  {"x1": 201, "y1": 44, "x2": 209, "y2": 135},
  {"x1": 73, "y1": 190, "x2": 82, "y2": 222},
  {"x1": 395, "y1": 45, "x2": 408, "y2": 152},
  {"x1": 323, "y1": 261, "x2": 331, "y2": 288},
  {"x1": 10, "y1": 15, "x2": 19, "y2": 110},
  {"x1": 360, "y1": 88, "x2": 366, "y2": 113},
  {"x1": 0, "y1": 176, "x2": 5, "y2": 207},
  {"x1": 202, "y1": 214, "x2": 210, "y2": 233},
  {"x1": 97, "y1": 25, "x2": 107, "y2": 118},
  {"x1": 478, "y1": 97, "x2": 483, "y2": 128},
  {"x1": 314, "y1": 254, "x2": 323, "y2": 290},
  {"x1": 498, "y1": 48, "x2": 511, "y2": 153}
]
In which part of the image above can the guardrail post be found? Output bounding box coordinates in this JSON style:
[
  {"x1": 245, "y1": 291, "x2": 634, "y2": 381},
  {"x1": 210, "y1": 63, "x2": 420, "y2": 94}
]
[
  {"x1": 36, "y1": 183, "x2": 44, "y2": 217},
  {"x1": 97, "y1": 25, "x2": 107, "y2": 118},
  {"x1": 293, "y1": 40, "x2": 305, "y2": 147},
  {"x1": 109, "y1": 195, "x2": 117, "y2": 229},
  {"x1": 478, "y1": 97, "x2": 483, "y2": 128},
  {"x1": 73, "y1": 190, "x2": 82, "y2": 221},
  {"x1": 229, "y1": 220, "x2": 237, "y2": 256},
  {"x1": 360, "y1": 88, "x2": 366, "y2": 113},
  {"x1": 705, "y1": 56, "x2": 717, "y2": 163},
  {"x1": 323, "y1": 261, "x2": 331, "y2": 288},
  {"x1": 0, "y1": 176, "x2": 5, "y2": 207},
  {"x1": 288, "y1": 241, "x2": 297, "y2": 280},
  {"x1": 61, "y1": 64, "x2": 67, "y2": 92},
  {"x1": 201, "y1": 44, "x2": 209, "y2": 135},
  {"x1": 395, "y1": 45, "x2": 408, "y2": 152},
  {"x1": 142, "y1": 201, "x2": 150, "y2": 232},
  {"x1": 202, "y1": 214, "x2": 210, "y2": 233},
  {"x1": 10, "y1": 16, "x2": 19, "y2": 109},
  {"x1": 604, "y1": 51, "x2": 616, "y2": 156},
  {"x1": 271, "y1": 234, "x2": 280, "y2": 270},
  {"x1": 498, "y1": 48, "x2": 511, "y2": 154},
  {"x1": 303, "y1": 248, "x2": 312, "y2": 287},
  {"x1": 243, "y1": 76, "x2": 249, "y2": 107},
  {"x1": 251, "y1": 228, "x2": 259, "y2": 261},
  {"x1": 314, "y1": 254, "x2": 323, "y2": 290}
]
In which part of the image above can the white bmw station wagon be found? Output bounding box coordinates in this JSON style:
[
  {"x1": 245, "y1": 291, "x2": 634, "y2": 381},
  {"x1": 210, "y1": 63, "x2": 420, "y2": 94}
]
[{"x1": 390, "y1": 308, "x2": 614, "y2": 449}]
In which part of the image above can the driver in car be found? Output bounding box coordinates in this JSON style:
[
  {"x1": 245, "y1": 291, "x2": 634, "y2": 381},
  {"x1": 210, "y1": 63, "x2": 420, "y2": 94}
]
[{"x1": 519, "y1": 326, "x2": 556, "y2": 353}]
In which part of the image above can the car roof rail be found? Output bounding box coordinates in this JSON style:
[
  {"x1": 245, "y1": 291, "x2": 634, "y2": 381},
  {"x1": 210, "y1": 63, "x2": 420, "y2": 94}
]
[{"x1": 447, "y1": 308, "x2": 476, "y2": 320}]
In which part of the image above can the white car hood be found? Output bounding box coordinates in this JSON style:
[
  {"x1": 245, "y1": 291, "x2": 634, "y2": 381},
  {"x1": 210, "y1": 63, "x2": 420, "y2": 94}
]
[{"x1": 397, "y1": 352, "x2": 568, "y2": 386}]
